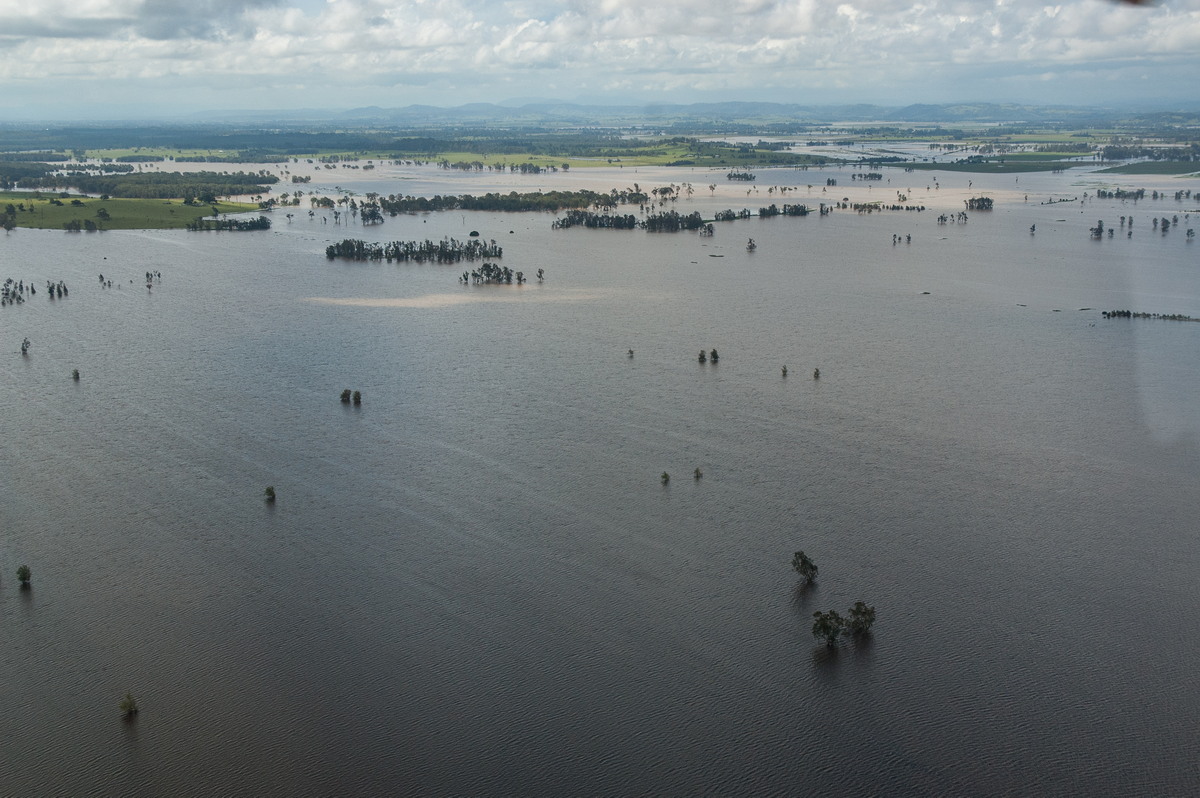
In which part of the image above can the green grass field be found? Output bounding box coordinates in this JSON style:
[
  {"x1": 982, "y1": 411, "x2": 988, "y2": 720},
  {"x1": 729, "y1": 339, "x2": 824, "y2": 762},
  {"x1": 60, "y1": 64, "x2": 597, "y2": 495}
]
[
  {"x1": 1095, "y1": 161, "x2": 1200, "y2": 175},
  {"x1": 2, "y1": 193, "x2": 260, "y2": 230}
]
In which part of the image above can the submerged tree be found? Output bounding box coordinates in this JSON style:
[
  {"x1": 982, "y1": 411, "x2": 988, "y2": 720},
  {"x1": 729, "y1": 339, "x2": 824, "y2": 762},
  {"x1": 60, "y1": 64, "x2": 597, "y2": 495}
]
[
  {"x1": 264, "y1": 486, "x2": 276, "y2": 503},
  {"x1": 847, "y1": 601, "x2": 876, "y2": 635},
  {"x1": 792, "y1": 551, "x2": 818, "y2": 584},
  {"x1": 16, "y1": 564, "x2": 31, "y2": 585},
  {"x1": 120, "y1": 693, "x2": 139, "y2": 717},
  {"x1": 812, "y1": 610, "x2": 844, "y2": 647}
]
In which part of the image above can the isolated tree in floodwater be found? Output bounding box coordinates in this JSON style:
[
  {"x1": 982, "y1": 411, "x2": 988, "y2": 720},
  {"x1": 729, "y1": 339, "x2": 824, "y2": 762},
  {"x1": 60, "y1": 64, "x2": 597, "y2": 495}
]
[
  {"x1": 812, "y1": 610, "x2": 844, "y2": 647},
  {"x1": 792, "y1": 551, "x2": 817, "y2": 583},
  {"x1": 847, "y1": 601, "x2": 876, "y2": 635}
]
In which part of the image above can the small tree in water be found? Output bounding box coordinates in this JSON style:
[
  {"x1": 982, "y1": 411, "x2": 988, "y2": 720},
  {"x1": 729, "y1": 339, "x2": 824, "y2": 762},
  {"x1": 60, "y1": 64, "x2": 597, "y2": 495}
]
[
  {"x1": 792, "y1": 551, "x2": 818, "y2": 583},
  {"x1": 340, "y1": 389, "x2": 352, "y2": 403},
  {"x1": 16, "y1": 564, "x2": 31, "y2": 585},
  {"x1": 847, "y1": 601, "x2": 876, "y2": 635},
  {"x1": 812, "y1": 610, "x2": 844, "y2": 647},
  {"x1": 120, "y1": 693, "x2": 139, "y2": 716}
]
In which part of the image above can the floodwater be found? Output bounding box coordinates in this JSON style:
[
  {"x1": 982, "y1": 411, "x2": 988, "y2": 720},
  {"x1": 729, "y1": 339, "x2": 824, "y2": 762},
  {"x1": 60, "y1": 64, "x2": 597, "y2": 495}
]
[{"x1": 1, "y1": 162, "x2": 1198, "y2": 796}]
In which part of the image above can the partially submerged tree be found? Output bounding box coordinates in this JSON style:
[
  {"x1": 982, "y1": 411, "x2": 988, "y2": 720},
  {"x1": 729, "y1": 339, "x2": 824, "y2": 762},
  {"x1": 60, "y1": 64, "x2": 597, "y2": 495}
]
[
  {"x1": 847, "y1": 601, "x2": 876, "y2": 635},
  {"x1": 812, "y1": 610, "x2": 844, "y2": 648},
  {"x1": 16, "y1": 564, "x2": 31, "y2": 585},
  {"x1": 120, "y1": 693, "x2": 139, "y2": 716},
  {"x1": 792, "y1": 551, "x2": 818, "y2": 584}
]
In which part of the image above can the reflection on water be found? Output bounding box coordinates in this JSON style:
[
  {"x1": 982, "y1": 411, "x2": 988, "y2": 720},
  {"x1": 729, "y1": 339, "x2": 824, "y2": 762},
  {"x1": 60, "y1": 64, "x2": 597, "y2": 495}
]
[{"x1": 1, "y1": 165, "x2": 1199, "y2": 796}]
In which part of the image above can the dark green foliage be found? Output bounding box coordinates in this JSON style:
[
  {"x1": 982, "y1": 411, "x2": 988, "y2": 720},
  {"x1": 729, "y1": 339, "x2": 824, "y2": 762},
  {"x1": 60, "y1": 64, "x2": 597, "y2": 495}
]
[
  {"x1": 264, "y1": 486, "x2": 276, "y2": 503},
  {"x1": 326, "y1": 237, "x2": 500, "y2": 263},
  {"x1": 16, "y1": 564, "x2": 31, "y2": 585},
  {"x1": 643, "y1": 210, "x2": 705, "y2": 232},
  {"x1": 185, "y1": 215, "x2": 271, "y2": 232},
  {"x1": 378, "y1": 189, "x2": 617, "y2": 215},
  {"x1": 551, "y1": 210, "x2": 639, "y2": 230},
  {"x1": 847, "y1": 601, "x2": 876, "y2": 635},
  {"x1": 461, "y1": 263, "x2": 521, "y2": 284},
  {"x1": 352, "y1": 391, "x2": 361, "y2": 405},
  {"x1": 812, "y1": 610, "x2": 844, "y2": 647},
  {"x1": 340, "y1": 389, "x2": 352, "y2": 403},
  {"x1": 359, "y1": 202, "x2": 384, "y2": 225},
  {"x1": 792, "y1": 551, "x2": 817, "y2": 583},
  {"x1": 661, "y1": 472, "x2": 670, "y2": 484},
  {"x1": 72, "y1": 368, "x2": 80, "y2": 380},
  {"x1": 120, "y1": 693, "x2": 139, "y2": 716}
]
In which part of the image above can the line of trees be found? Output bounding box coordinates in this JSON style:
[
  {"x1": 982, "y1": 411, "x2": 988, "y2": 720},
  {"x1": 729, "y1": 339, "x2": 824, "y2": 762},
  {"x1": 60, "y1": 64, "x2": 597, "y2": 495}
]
[
  {"x1": 644, "y1": 210, "x2": 706, "y2": 232},
  {"x1": 551, "y1": 210, "x2": 639, "y2": 229},
  {"x1": 186, "y1": 216, "x2": 271, "y2": 232},
  {"x1": 14, "y1": 170, "x2": 277, "y2": 199},
  {"x1": 325, "y1": 237, "x2": 502, "y2": 262}
]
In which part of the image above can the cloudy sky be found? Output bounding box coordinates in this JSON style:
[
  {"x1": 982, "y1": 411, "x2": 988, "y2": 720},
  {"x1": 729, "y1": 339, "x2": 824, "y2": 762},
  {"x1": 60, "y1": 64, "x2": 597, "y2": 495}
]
[{"x1": 1, "y1": 0, "x2": 1198, "y2": 119}]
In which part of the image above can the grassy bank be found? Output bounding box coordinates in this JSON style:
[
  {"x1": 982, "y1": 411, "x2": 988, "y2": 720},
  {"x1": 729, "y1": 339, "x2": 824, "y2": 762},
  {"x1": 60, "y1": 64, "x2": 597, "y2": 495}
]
[
  {"x1": 2, "y1": 193, "x2": 260, "y2": 230},
  {"x1": 1096, "y1": 161, "x2": 1200, "y2": 175}
]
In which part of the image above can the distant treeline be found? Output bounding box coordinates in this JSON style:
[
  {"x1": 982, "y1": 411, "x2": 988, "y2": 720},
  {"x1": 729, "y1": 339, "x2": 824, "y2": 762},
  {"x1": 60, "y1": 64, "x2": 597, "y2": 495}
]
[
  {"x1": 552, "y1": 210, "x2": 639, "y2": 229},
  {"x1": 1102, "y1": 144, "x2": 1200, "y2": 161},
  {"x1": 0, "y1": 162, "x2": 58, "y2": 189},
  {"x1": 326, "y1": 237, "x2": 502, "y2": 263},
  {"x1": 0, "y1": 151, "x2": 70, "y2": 162},
  {"x1": 553, "y1": 203, "x2": 814, "y2": 231},
  {"x1": 186, "y1": 215, "x2": 272, "y2": 232},
  {"x1": 1, "y1": 161, "x2": 138, "y2": 189},
  {"x1": 13, "y1": 170, "x2": 278, "y2": 199},
  {"x1": 1095, "y1": 188, "x2": 1145, "y2": 200},
  {"x1": 1102, "y1": 310, "x2": 1196, "y2": 321},
  {"x1": 758, "y1": 203, "x2": 812, "y2": 217},
  {"x1": 644, "y1": 210, "x2": 706, "y2": 232},
  {"x1": 375, "y1": 189, "x2": 643, "y2": 215}
]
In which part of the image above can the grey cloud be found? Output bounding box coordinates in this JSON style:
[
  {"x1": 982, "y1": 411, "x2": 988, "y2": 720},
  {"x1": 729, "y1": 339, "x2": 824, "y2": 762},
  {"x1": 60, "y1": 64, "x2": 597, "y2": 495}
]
[{"x1": 133, "y1": 0, "x2": 280, "y2": 40}]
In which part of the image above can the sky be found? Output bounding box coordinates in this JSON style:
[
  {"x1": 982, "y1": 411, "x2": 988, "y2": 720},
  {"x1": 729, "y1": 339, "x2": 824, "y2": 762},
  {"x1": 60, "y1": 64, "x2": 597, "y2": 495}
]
[{"x1": 1, "y1": 0, "x2": 1198, "y2": 120}]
